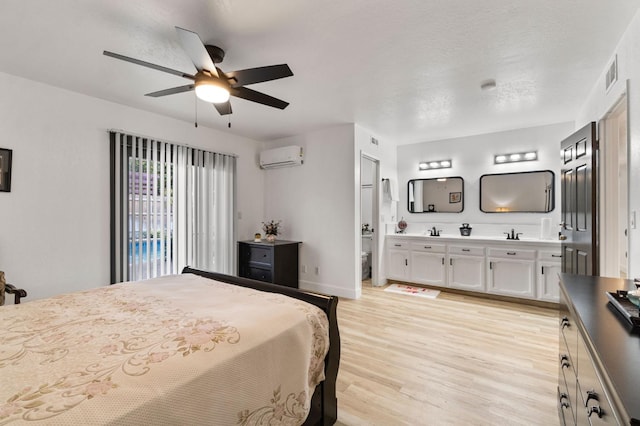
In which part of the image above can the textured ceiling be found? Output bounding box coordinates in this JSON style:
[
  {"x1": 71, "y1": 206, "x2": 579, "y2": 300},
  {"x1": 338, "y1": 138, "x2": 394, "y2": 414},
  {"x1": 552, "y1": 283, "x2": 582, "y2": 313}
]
[{"x1": 0, "y1": 0, "x2": 638, "y2": 144}]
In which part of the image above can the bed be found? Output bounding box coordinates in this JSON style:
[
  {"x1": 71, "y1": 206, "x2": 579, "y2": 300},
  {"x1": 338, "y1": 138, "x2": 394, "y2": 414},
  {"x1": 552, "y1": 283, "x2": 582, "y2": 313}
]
[{"x1": 0, "y1": 267, "x2": 340, "y2": 425}]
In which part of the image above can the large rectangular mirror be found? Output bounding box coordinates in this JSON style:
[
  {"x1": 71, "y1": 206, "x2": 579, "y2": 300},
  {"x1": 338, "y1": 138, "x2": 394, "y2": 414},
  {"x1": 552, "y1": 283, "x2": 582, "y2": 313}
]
[
  {"x1": 480, "y1": 170, "x2": 555, "y2": 213},
  {"x1": 408, "y1": 177, "x2": 464, "y2": 213}
]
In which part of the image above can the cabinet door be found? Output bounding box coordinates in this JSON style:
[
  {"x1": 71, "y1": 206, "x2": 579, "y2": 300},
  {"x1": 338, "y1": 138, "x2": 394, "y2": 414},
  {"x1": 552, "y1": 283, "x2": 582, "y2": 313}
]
[
  {"x1": 448, "y1": 255, "x2": 485, "y2": 292},
  {"x1": 387, "y1": 248, "x2": 409, "y2": 280},
  {"x1": 410, "y1": 251, "x2": 446, "y2": 286},
  {"x1": 488, "y1": 258, "x2": 535, "y2": 298},
  {"x1": 538, "y1": 262, "x2": 561, "y2": 302}
]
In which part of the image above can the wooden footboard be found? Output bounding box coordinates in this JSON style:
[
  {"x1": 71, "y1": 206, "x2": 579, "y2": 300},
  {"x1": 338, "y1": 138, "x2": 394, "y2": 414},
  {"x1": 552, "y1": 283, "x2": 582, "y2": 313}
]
[{"x1": 181, "y1": 267, "x2": 340, "y2": 426}]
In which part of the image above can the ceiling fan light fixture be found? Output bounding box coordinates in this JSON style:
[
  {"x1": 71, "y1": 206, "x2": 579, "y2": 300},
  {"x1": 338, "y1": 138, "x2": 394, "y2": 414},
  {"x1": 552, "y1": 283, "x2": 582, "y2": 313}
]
[{"x1": 195, "y1": 80, "x2": 230, "y2": 104}]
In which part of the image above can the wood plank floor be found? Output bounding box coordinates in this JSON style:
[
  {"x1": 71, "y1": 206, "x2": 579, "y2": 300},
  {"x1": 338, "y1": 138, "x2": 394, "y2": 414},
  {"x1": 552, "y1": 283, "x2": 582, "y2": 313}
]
[{"x1": 334, "y1": 282, "x2": 559, "y2": 426}]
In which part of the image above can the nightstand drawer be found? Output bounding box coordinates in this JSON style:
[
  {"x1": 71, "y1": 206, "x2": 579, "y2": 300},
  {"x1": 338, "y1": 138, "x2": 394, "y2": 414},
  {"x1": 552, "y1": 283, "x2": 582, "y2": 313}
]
[
  {"x1": 246, "y1": 246, "x2": 273, "y2": 264},
  {"x1": 243, "y1": 266, "x2": 273, "y2": 282}
]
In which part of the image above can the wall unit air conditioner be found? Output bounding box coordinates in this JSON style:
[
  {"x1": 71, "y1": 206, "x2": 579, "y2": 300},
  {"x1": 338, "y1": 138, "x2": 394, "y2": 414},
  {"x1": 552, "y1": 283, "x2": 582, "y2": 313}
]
[{"x1": 259, "y1": 146, "x2": 304, "y2": 169}]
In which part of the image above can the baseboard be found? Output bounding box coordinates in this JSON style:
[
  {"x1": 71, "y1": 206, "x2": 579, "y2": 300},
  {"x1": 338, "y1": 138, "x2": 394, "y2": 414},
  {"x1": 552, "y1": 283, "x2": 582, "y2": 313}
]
[{"x1": 300, "y1": 279, "x2": 359, "y2": 299}]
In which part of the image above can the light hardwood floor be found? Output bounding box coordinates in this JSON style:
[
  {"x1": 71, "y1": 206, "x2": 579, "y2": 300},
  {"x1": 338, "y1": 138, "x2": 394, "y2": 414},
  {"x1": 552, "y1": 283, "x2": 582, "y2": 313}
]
[{"x1": 334, "y1": 282, "x2": 559, "y2": 426}]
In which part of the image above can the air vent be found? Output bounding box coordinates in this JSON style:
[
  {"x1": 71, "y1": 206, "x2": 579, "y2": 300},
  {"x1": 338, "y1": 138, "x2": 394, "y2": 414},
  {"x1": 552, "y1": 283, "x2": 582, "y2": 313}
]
[{"x1": 605, "y1": 54, "x2": 618, "y2": 92}]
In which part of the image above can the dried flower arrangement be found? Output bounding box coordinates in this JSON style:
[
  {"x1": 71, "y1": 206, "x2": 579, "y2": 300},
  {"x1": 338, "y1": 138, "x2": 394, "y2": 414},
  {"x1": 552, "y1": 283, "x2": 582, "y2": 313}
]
[{"x1": 262, "y1": 220, "x2": 281, "y2": 236}]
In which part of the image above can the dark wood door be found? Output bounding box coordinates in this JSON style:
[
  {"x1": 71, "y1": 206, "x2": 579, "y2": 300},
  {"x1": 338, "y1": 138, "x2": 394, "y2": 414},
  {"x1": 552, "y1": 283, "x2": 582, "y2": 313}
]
[{"x1": 560, "y1": 122, "x2": 598, "y2": 275}]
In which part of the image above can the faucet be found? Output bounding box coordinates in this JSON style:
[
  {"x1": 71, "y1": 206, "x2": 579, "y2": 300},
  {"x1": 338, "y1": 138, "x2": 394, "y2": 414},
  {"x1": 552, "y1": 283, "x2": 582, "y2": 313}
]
[
  {"x1": 504, "y1": 229, "x2": 523, "y2": 240},
  {"x1": 429, "y1": 226, "x2": 441, "y2": 237}
]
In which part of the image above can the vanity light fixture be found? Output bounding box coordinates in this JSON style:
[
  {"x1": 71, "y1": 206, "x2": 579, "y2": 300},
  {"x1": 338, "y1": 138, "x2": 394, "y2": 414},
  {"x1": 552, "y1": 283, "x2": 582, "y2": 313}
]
[
  {"x1": 418, "y1": 159, "x2": 452, "y2": 170},
  {"x1": 494, "y1": 151, "x2": 537, "y2": 164}
]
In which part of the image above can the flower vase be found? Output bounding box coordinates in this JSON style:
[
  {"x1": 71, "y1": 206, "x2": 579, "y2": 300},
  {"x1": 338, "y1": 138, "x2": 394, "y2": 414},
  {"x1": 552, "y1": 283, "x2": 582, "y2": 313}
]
[{"x1": 266, "y1": 234, "x2": 276, "y2": 243}]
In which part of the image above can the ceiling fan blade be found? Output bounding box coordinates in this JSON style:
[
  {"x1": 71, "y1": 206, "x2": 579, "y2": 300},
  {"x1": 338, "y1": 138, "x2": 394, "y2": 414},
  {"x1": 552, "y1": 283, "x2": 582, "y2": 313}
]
[
  {"x1": 174, "y1": 27, "x2": 219, "y2": 77},
  {"x1": 213, "y1": 102, "x2": 232, "y2": 116},
  {"x1": 103, "y1": 50, "x2": 195, "y2": 80},
  {"x1": 226, "y1": 64, "x2": 293, "y2": 87},
  {"x1": 231, "y1": 87, "x2": 289, "y2": 110},
  {"x1": 145, "y1": 84, "x2": 195, "y2": 97}
]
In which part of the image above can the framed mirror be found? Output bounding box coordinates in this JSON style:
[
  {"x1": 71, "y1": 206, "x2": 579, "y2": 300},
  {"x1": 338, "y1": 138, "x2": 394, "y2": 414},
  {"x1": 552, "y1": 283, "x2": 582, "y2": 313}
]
[
  {"x1": 407, "y1": 177, "x2": 464, "y2": 213},
  {"x1": 480, "y1": 170, "x2": 555, "y2": 213}
]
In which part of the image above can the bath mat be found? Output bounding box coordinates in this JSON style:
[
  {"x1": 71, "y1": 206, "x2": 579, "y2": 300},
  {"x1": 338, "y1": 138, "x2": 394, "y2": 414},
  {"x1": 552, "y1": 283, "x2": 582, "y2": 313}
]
[{"x1": 384, "y1": 284, "x2": 440, "y2": 299}]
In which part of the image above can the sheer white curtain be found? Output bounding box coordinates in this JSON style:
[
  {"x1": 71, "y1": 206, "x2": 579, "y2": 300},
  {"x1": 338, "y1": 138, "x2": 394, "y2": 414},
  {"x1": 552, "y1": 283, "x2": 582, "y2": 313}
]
[{"x1": 110, "y1": 131, "x2": 236, "y2": 283}]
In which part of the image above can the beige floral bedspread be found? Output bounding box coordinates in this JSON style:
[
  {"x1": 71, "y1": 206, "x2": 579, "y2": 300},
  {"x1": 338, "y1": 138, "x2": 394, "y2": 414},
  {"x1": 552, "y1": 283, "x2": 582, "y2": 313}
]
[{"x1": 0, "y1": 274, "x2": 329, "y2": 425}]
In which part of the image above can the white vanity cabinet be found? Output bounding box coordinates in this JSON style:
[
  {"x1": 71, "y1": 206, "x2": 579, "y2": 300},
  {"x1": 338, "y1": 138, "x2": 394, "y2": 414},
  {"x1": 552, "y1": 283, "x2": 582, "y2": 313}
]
[
  {"x1": 537, "y1": 250, "x2": 562, "y2": 302},
  {"x1": 448, "y1": 245, "x2": 485, "y2": 292},
  {"x1": 386, "y1": 239, "x2": 410, "y2": 281},
  {"x1": 385, "y1": 235, "x2": 561, "y2": 303},
  {"x1": 487, "y1": 248, "x2": 536, "y2": 299},
  {"x1": 410, "y1": 242, "x2": 446, "y2": 286}
]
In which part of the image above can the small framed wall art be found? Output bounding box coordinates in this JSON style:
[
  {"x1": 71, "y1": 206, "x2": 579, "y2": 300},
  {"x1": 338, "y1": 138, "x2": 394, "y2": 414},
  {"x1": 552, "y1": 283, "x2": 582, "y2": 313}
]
[
  {"x1": 449, "y1": 191, "x2": 461, "y2": 203},
  {"x1": 0, "y1": 148, "x2": 12, "y2": 192}
]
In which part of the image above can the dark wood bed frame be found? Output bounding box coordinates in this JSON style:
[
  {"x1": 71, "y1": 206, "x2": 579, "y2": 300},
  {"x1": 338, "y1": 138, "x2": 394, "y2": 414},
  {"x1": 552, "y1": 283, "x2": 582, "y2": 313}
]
[{"x1": 182, "y1": 267, "x2": 340, "y2": 426}]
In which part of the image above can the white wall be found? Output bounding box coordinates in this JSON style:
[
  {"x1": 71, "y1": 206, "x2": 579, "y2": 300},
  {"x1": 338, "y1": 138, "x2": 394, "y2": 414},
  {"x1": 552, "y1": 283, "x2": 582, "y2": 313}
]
[
  {"x1": 395, "y1": 122, "x2": 574, "y2": 239},
  {"x1": 262, "y1": 125, "x2": 357, "y2": 298},
  {"x1": 261, "y1": 123, "x2": 397, "y2": 298},
  {"x1": 0, "y1": 71, "x2": 264, "y2": 302},
  {"x1": 575, "y1": 8, "x2": 640, "y2": 278}
]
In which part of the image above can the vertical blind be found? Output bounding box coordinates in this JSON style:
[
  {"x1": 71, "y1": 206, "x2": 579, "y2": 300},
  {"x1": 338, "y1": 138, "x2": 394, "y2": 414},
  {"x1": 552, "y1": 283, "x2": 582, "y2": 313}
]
[{"x1": 110, "y1": 131, "x2": 236, "y2": 283}]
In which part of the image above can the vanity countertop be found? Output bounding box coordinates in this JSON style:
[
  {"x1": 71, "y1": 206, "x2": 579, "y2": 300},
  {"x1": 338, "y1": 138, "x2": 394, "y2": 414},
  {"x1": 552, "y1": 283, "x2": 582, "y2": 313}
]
[{"x1": 386, "y1": 233, "x2": 562, "y2": 246}]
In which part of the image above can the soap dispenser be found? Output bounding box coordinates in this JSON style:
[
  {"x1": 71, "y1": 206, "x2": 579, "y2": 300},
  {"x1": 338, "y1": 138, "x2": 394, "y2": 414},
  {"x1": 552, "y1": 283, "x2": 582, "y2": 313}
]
[{"x1": 459, "y1": 223, "x2": 472, "y2": 236}]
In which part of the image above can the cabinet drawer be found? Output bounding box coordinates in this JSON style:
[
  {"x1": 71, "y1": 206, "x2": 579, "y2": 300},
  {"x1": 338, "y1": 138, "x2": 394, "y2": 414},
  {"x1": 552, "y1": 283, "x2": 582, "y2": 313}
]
[
  {"x1": 539, "y1": 250, "x2": 563, "y2": 261},
  {"x1": 487, "y1": 248, "x2": 536, "y2": 260},
  {"x1": 243, "y1": 266, "x2": 273, "y2": 283},
  {"x1": 411, "y1": 242, "x2": 445, "y2": 253},
  {"x1": 448, "y1": 245, "x2": 484, "y2": 256},
  {"x1": 246, "y1": 246, "x2": 273, "y2": 264},
  {"x1": 576, "y1": 333, "x2": 618, "y2": 425},
  {"x1": 388, "y1": 240, "x2": 410, "y2": 249}
]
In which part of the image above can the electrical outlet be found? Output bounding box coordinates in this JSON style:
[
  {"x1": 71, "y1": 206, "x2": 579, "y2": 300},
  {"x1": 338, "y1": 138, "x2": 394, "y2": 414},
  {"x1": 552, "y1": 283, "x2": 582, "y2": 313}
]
[
  {"x1": 632, "y1": 211, "x2": 637, "y2": 229},
  {"x1": 302, "y1": 265, "x2": 307, "y2": 273},
  {"x1": 315, "y1": 267, "x2": 319, "y2": 275},
  {"x1": 237, "y1": 211, "x2": 242, "y2": 220}
]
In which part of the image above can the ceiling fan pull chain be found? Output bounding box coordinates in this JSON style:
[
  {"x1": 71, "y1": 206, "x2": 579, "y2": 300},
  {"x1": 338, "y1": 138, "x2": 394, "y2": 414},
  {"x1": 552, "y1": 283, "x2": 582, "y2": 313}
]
[{"x1": 194, "y1": 95, "x2": 198, "y2": 128}]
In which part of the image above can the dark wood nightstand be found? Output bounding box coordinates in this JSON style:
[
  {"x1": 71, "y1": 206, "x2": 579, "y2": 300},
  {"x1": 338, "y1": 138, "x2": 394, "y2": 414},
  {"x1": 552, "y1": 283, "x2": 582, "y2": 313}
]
[{"x1": 238, "y1": 240, "x2": 300, "y2": 288}]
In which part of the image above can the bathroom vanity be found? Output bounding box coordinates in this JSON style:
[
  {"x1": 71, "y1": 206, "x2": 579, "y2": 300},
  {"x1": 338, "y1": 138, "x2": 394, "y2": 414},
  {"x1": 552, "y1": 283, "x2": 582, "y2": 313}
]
[{"x1": 386, "y1": 234, "x2": 562, "y2": 302}]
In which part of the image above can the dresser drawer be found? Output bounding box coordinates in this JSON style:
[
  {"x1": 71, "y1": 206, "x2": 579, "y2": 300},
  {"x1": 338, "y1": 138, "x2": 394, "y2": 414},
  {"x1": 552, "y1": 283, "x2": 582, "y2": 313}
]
[
  {"x1": 448, "y1": 245, "x2": 484, "y2": 256},
  {"x1": 576, "y1": 334, "x2": 618, "y2": 425},
  {"x1": 411, "y1": 242, "x2": 445, "y2": 253},
  {"x1": 246, "y1": 245, "x2": 273, "y2": 264},
  {"x1": 243, "y1": 266, "x2": 273, "y2": 282},
  {"x1": 487, "y1": 248, "x2": 536, "y2": 260}
]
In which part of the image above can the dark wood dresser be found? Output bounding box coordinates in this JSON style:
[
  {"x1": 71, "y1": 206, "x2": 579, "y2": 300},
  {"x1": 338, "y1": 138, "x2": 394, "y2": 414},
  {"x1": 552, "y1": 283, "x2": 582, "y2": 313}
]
[
  {"x1": 558, "y1": 273, "x2": 640, "y2": 426},
  {"x1": 238, "y1": 240, "x2": 300, "y2": 288}
]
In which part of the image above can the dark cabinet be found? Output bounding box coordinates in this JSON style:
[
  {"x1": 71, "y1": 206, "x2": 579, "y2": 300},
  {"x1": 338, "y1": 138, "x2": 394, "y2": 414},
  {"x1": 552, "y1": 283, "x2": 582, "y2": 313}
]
[
  {"x1": 558, "y1": 274, "x2": 640, "y2": 425},
  {"x1": 238, "y1": 240, "x2": 300, "y2": 288}
]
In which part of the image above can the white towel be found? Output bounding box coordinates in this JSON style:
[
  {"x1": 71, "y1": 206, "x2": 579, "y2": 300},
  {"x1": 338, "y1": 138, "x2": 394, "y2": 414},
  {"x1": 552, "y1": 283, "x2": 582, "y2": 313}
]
[{"x1": 382, "y1": 178, "x2": 398, "y2": 203}]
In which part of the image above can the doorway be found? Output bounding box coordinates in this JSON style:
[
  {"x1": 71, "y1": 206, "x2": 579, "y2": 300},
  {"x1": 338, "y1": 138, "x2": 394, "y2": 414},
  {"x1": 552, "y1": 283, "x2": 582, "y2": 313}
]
[
  {"x1": 360, "y1": 153, "x2": 379, "y2": 287},
  {"x1": 600, "y1": 92, "x2": 629, "y2": 277}
]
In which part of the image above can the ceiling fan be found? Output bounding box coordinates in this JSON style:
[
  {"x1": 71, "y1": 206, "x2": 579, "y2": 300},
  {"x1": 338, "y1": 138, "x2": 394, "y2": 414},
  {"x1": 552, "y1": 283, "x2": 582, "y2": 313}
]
[{"x1": 103, "y1": 26, "x2": 293, "y2": 116}]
